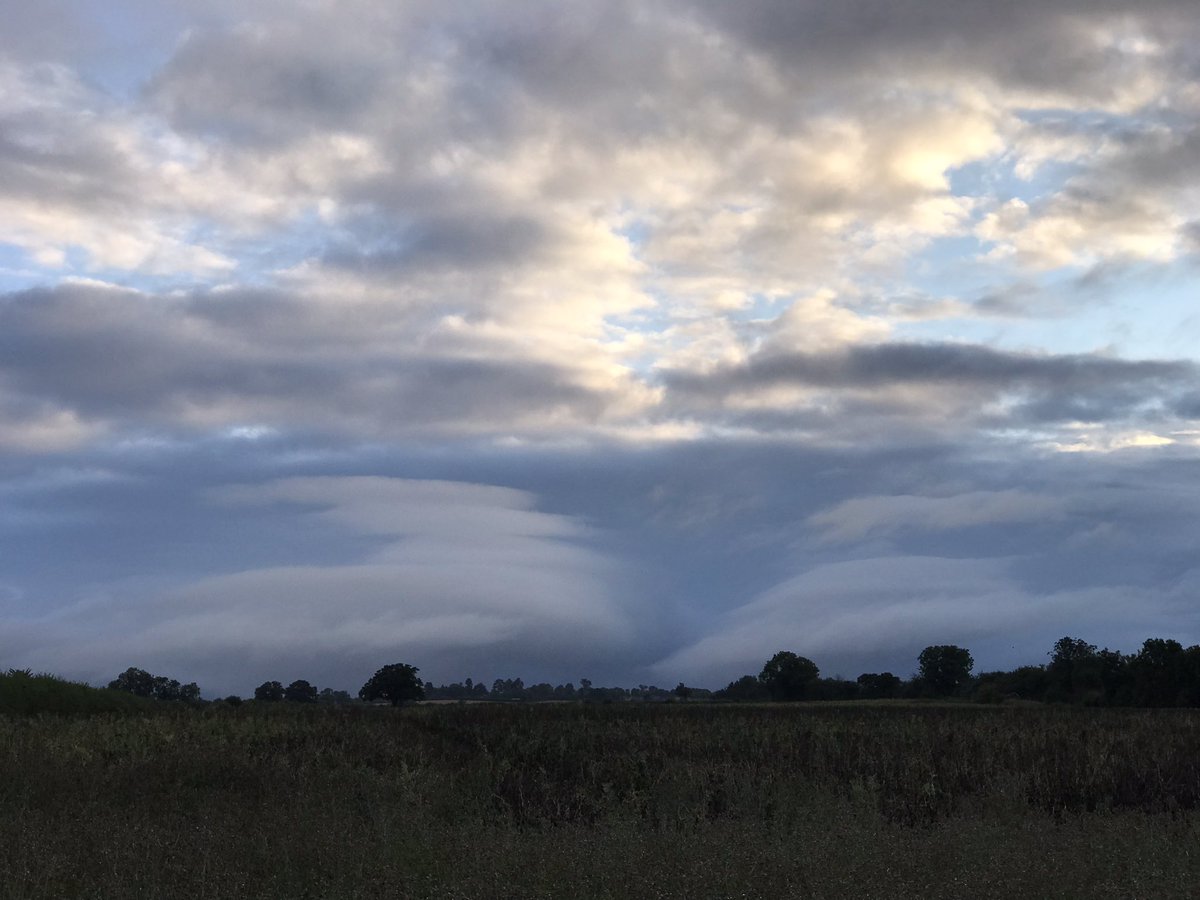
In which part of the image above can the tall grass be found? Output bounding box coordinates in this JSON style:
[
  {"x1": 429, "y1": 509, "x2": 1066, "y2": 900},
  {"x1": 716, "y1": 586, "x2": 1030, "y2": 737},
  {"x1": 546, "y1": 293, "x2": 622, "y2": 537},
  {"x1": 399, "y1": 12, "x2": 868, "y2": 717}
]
[
  {"x1": 0, "y1": 669, "x2": 155, "y2": 715},
  {"x1": 3, "y1": 703, "x2": 1200, "y2": 898}
]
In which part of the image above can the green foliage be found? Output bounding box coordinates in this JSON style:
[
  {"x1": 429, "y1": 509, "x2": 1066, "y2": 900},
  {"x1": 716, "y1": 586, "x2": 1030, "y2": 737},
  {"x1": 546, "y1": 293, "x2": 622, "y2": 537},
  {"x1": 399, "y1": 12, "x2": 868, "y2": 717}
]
[
  {"x1": 758, "y1": 651, "x2": 820, "y2": 701},
  {"x1": 283, "y1": 679, "x2": 318, "y2": 703},
  {"x1": 857, "y1": 672, "x2": 902, "y2": 699},
  {"x1": 317, "y1": 687, "x2": 354, "y2": 705},
  {"x1": 917, "y1": 645, "x2": 975, "y2": 696},
  {"x1": 0, "y1": 669, "x2": 155, "y2": 715},
  {"x1": 717, "y1": 674, "x2": 769, "y2": 701},
  {"x1": 1131, "y1": 638, "x2": 1188, "y2": 707},
  {"x1": 359, "y1": 662, "x2": 425, "y2": 706},
  {"x1": 108, "y1": 667, "x2": 201, "y2": 703},
  {"x1": 254, "y1": 680, "x2": 284, "y2": 702},
  {"x1": 108, "y1": 666, "x2": 156, "y2": 697}
]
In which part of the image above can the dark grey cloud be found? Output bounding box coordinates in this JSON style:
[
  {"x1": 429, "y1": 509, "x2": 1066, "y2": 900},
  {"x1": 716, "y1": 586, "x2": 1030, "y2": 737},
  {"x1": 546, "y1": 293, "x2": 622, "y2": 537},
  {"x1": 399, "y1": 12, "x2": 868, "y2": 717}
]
[
  {"x1": 3, "y1": 280, "x2": 1195, "y2": 455},
  {"x1": 0, "y1": 67, "x2": 149, "y2": 214},
  {"x1": 4, "y1": 436, "x2": 1200, "y2": 692},
  {"x1": 322, "y1": 213, "x2": 551, "y2": 274},
  {"x1": 147, "y1": 24, "x2": 388, "y2": 146},
  {"x1": 5, "y1": 0, "x2": 1200, "y2": 696},
  {"x1": 697, "y1": 1, "x2": 1200, "y2": 101},
  {"x1": 0, "y1": 475, "x2": 640, "y2": 694},
  {"x1": 0, "y1": 283, "x2": 632, "y2": 442},
  {"x1": 665, "y1": 341, "x2": 1197, "y2": 431}
]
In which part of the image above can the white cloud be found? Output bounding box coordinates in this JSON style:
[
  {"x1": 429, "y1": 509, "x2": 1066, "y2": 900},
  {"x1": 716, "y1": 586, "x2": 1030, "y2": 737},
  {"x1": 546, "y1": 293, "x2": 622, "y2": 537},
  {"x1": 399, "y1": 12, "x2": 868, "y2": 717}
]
[
  {"x1": 809, "y1": 490, "x2": 1068, "y2": 543},
  {"x1": 656, "y1": 555, "x2": 1191, "y2": 683},
  {"x1": 2, "y1": 476, "x2": 634, "y2": 692},
  {"x1": 5, "y1": 1, "x2": 1200, "y2": 694}
]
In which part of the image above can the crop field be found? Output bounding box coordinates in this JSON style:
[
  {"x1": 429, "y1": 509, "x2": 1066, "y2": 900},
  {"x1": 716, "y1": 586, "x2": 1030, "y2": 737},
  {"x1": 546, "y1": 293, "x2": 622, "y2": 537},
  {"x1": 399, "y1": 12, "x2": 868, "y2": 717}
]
[{"x1": 4, "y1": 703, "x2": 1200, "y2": 899}]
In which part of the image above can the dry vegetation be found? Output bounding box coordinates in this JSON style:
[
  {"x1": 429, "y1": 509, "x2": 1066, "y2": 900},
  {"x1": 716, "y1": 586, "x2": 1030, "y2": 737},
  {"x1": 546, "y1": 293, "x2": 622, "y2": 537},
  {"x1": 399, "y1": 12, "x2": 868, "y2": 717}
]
[{"x1": 4, "y1": 702, "x2": 1200, "y2": 898}]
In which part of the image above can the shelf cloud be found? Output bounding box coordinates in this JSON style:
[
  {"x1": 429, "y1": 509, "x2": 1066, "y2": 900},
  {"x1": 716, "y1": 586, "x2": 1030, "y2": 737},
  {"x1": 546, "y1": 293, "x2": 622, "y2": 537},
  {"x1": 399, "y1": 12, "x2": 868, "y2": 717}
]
[{"x1": 3, "y1": 1, "x2": 1200, "y2": 693}]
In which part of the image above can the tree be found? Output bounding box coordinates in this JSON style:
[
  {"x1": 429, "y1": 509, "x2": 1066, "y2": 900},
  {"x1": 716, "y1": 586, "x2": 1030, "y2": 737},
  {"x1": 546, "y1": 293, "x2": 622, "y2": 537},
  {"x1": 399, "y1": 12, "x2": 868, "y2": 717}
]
[
  {"x1": 152, "y1": 676, "x2": 184, "y2": 701},
  {"x1": 1047, "y1": 636, "x2": 1100, "y2": 703},
  {"x1": 1096, "y1": 648, "x2": 1132, "y2": 706},
  {"x1": 1130, "y1": 638, "x2": 1185, "y2": 707},
  {"x1": 284, "y1": 679, "x2": 318, "y2": 703},
  {"x1": 1049, "y1": 636, "x2": 1097, "y2": 670},
  {"x1": 318, "y1": 687, "x2": 354, "y2": 705},
  {"x1": 759, "y1": 651, "x2": 820, "y2": 701},
  {"x1": 673, "y1": 682, "x2": 692, "y2": 700},
  {"x1": 254, "y1": 680, "x2": 284, "y2": 702},
  {"x1": 917, "y1": 645, "x2": 974, "y2": 696},
  {"x1": 108, "y1": 667, "x2": 156, "y2": 697},
  {"x1": 490, "y1": 677, "x2": 526, "y2": 701},
  {"x1": 856, "y1": 672, "x2": 901, "y2": 700},
  {"x1": 718, "y1": 674, "x2": 770, "y2": 701},
  {"x1": 108, "y1": 668, "x2": 202, "y2": 703},
  {"x1": 359, "y1": 663, "x2": 425, "y2": 706},
  {"x1": 178, "y1": 682, "x2": 202, "y2": 704}
]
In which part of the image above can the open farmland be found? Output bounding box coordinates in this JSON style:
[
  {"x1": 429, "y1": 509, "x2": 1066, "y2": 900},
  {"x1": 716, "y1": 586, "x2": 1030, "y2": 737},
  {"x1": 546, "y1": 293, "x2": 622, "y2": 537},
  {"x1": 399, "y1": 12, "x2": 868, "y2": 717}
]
[{"x1": 4, "y1": 703, "x2": 1200, "y2": 899}]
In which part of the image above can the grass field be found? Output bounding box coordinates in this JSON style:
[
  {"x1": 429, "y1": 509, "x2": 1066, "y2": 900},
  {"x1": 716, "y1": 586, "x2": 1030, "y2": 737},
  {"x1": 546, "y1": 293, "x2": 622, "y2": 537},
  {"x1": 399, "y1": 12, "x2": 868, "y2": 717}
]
[{"x1": 4, "y1": 702, "x2": 1200, "y2": 898}]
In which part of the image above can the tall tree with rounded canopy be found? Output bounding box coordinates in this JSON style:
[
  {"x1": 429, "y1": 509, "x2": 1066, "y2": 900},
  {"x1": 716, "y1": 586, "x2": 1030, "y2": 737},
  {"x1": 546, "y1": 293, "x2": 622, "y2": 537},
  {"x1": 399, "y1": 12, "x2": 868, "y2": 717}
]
[
  {"x1": 108, "y1": 667, "x2": 156, "y2": 697},
  {"x1": 759, "y1": 651, "x2": 820, "y2": 701},
  {"x1": 359, "y1": 663, "x2": 425, "y2": 706},
  {"x1": 917, "y1": 645, "x2": 974, "y2": 696},
  {"x1": 284, "y1": 679, "x2": 318, "y2": 703},
  {"x1": 254, "y1": 680, "x2": 284, "y2": 702}
]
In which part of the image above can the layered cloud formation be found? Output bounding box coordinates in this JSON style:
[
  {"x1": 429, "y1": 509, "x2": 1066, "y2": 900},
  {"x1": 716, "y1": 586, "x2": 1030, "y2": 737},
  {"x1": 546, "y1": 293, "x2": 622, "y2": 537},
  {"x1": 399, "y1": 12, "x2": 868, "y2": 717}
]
[{"x1": 3, "y1": 2, "x2": 1200, "y2": 693}]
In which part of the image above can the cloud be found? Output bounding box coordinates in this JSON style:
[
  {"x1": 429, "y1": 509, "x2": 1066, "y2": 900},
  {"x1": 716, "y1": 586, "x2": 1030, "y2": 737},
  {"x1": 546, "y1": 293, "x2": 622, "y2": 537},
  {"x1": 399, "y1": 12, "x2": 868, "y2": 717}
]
[
  {"x1": 697, "y1": 1, "x2": 1196, "y2": 110},
  {"x1": 3, "y1": 433, "x2": 1200, "y2": 692},
  {"x1": 809, "y1": 490, "x2": 1068, "y2": 543},
  {"x1": 0, "y1": 282, "x2": 655, "y2": 448},
  {"x1": 0, "y1": 62, "x2": 240, "y2": 275},
  {"x1": 656, "y1": 555, "x2": 1198, "y2": 683},
  {"x1": 1, "y1": 476, "x2": 634, "y2": 693},
  {"x1": 3, "y1": 281, "x2": 1197, "y2": 453},
  {"x1": 4, "y1": 1, "x2": 1200, "y2": 696},
  {"x1": 663, "y1": 341, "x2": 1198, "y2": 441}
]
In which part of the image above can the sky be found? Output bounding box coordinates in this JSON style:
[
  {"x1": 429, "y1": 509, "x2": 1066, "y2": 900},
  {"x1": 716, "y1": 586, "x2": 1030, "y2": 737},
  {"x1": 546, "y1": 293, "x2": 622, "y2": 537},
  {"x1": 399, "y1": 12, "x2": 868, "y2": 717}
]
[{"x1": 3, "y1": 1, "x2": 1200, "y2": 696}]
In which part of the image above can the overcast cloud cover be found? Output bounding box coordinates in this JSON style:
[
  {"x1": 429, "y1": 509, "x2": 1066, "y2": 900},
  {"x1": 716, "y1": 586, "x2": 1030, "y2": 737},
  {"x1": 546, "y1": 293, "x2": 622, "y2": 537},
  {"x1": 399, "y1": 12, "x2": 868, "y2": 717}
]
[{"x1": 3, "y1": 1, "x2": 1200, "y2": 695}]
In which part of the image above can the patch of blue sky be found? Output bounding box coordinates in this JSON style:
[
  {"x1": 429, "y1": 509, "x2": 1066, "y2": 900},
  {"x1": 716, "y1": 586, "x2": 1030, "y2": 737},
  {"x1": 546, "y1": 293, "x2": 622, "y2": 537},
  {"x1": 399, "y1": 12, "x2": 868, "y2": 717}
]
[
  {"x1": 613, "y1": 218, "x2": 652, "y2": 248},
  {"x1": 50, "y1": 241, "x2": 206, "y2": 293},
  {"x1": 0, "y1": 245, "x2": 44, "y2": 293},
  {"x1": 727, "y1": 292, "x2": 790, "y2": 323},
  {"x1": 894, "y1": 261, "x2": 1200, "y2": 362},
  {"x1": 68, "y1": 3, "x2": 195, "y2": 102},
  {"x1": 186, "y1": 219, "x2": 305, "y2": 288},
  {"x1": 950, "y1": 154, "x2": 1084, "y2": 207},
  {"x1": 888, "y1": 234, "x2": 997, "y2": 307},
  {"x1": 948, "y1": 158, "x2": 1012, "y2": 198},
  {"x1": 1094, "y1": 264, "x2": 1200, "y2": 361},
  {"x1": 1016, "y1": 106, "x2": 1133, "y2": 131}
]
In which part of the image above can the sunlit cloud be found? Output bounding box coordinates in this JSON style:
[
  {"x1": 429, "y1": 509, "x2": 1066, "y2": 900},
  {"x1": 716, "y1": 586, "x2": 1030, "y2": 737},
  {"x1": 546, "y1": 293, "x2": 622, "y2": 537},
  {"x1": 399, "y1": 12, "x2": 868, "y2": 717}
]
[{"x1": 3, "y1": 1, "x2": 1200, "y2": 691}]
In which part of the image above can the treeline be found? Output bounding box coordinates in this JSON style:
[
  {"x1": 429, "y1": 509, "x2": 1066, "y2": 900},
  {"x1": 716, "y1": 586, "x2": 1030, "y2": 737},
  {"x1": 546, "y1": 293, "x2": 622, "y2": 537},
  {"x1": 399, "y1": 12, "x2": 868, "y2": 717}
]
[
  {"x1": 975, "y1": 637, "x2": 1200, "y2": 707},
  {"x1": 83, "y1": 634, "x2": 1200, "y2": 711},
  {"x1": 109, "y1": 667, "x2": 202, "y2": 703},
  {"x1": 717, "y1": 637, "x2": 1200, "y2": 708},
  {"x1": 422, "y1": 677, "x2": 701, "y2": 703}
]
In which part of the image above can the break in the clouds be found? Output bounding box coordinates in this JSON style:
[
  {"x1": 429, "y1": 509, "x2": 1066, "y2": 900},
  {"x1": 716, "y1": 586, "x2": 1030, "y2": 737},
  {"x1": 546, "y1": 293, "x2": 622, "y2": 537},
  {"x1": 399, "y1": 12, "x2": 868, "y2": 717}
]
[{"x1": 3, "y1": 1, "x2": 1200, "y2": 693}]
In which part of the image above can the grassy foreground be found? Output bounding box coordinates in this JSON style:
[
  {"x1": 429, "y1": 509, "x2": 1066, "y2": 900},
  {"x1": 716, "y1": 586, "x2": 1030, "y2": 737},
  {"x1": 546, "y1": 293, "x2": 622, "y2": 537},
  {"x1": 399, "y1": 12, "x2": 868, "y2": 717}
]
[{"x1": 4, "y1": 702, "x2": 1200, "y2": 898}]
